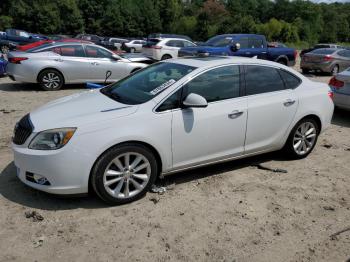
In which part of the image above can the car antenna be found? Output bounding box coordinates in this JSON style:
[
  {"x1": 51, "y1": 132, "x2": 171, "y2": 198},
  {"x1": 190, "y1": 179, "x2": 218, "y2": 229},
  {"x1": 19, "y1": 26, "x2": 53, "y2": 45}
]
[{"x1": 104, "y1": 71, "x2": 112, "y2": 84}]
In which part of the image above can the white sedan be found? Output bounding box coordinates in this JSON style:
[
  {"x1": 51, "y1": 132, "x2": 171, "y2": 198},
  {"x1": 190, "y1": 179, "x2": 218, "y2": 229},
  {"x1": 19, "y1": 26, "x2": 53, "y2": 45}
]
[{"x1": 12, "y1": 57, "x2": 334, "y2": 204}]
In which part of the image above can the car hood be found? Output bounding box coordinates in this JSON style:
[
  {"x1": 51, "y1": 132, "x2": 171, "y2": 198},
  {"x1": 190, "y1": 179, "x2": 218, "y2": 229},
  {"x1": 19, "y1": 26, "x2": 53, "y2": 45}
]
[
  {"x1": 30, "y1": 89, "x2": 138, "y2": 132},
  {"x1": 179, "y1": 46, "x2": 229, "y2": 56},
  {"x1": 121, "y1": 53, "x2": 152, "y2": 63}
]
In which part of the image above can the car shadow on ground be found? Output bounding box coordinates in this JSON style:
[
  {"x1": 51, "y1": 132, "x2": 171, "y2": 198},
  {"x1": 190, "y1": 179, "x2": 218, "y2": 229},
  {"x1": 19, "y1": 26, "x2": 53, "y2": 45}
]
[
  {"x1": 0, "y1": 151, "x2": 290, "y2": 211},
  {"x1": 0, "y1": 78, "x2": 86, "y2": 92},
  {"x1": 332, "y1": 108, "x2": 350, "y2": 128}
]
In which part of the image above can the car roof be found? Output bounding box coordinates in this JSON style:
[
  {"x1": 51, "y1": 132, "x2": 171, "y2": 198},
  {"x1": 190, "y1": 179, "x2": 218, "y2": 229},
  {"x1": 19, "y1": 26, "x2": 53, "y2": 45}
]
[
  {"x1": 159, "y1": 38, "x2": 192, "y2": 42},
  {"x1": 165, "y1": 56, "x2": 287, "y2": 69}
]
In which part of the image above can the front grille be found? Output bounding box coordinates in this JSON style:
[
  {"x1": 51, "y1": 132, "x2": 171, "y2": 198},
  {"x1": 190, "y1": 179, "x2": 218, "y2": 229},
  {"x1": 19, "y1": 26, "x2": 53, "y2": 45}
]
[{"x1": 13, "y1": 114, "x2": 33, "y2": 145}]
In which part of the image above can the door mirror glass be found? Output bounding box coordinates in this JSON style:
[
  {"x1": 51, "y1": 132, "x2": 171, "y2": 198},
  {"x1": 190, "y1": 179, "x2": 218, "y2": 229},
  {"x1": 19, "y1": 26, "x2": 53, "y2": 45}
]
[{"x1": 182, "y1": 93, "x2": 208, "y2": 108}]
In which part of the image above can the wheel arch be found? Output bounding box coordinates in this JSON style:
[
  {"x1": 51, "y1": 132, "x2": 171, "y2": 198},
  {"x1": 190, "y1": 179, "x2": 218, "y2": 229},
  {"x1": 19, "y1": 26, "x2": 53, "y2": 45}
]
[
  {"x1": 275, "y1": 55, "x2": 289, "y2": 65},
  {"x1": 294, "y1": 114, "x2": 322, "y2": 133},
  {"x1": 88, "y1": 140, "x2": 163, "y2": 192},
  {"x1": 36, "y1": 67, "x2": 65, "y2": 83}
]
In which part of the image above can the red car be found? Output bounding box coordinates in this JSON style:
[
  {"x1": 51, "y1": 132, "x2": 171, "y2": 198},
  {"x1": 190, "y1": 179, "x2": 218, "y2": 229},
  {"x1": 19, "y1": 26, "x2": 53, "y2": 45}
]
[{"x1": 16, "y1": 38, "x2": 93, "y2": 51}]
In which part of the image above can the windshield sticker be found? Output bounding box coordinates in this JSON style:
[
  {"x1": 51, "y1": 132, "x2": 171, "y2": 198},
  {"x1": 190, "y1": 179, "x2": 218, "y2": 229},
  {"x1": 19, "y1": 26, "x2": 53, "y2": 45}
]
[{"x1": 150, "y1": 79, "x2": 176, "y2": 95}]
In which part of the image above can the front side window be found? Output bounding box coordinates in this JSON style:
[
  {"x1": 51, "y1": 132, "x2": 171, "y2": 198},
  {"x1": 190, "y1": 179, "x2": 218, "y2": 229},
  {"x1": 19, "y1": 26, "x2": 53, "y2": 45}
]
[
  {"x1": 183, "y1": 65, "x2": 240, "y2": 103},
  {"x1": 245, "y1": 65, "x2": 285, "y2": 95},
  {"x1": 249, "y1": 38, "x2": 264, "y2": 48},
  {"x1": 85, "y1": 45, "x2": 112, "y2": 58},
  {"x1": 183, "y1": 41, "x2": 196, "y2": 47},
  {"x1": 101, "y1": 62, "x2": 196, "y2": 105},
  {"x1": 237, "y1": 37, "x2": 249, "y2": 49}
]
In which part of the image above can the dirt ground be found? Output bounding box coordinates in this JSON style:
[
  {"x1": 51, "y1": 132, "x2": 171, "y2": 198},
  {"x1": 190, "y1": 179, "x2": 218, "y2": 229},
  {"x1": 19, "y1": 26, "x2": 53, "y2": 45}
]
[{"x1": 0, "y1": 67, "x2": 350, "y2": 262}]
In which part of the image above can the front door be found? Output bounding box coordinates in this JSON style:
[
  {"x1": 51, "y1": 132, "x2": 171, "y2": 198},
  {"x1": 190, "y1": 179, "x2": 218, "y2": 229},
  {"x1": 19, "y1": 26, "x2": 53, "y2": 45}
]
[{"x1": 171, "y1": 65, "x2": 247, "y2": 170}]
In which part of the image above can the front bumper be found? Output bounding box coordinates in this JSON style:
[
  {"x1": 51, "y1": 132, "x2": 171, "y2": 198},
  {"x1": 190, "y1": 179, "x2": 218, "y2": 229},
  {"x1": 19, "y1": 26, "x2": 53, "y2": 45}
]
[{"x1": 12, "y1": 138, "x2": 93, "y2": 195}]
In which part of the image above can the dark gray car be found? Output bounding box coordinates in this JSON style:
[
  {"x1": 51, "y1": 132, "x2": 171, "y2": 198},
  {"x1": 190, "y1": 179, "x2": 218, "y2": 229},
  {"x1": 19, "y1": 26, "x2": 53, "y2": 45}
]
[{"x1": 301, "y1": 48, "x2": 350, "y2": 75}]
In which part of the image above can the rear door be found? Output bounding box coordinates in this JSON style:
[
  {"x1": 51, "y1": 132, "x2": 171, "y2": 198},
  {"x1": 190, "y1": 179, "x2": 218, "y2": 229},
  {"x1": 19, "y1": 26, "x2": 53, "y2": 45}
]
[
  {"x1": 244, "y1": 65, "x2": 299, "y2": 153},
  {"x1": 48, "y1": 44, "x2": 91, "y2": 83},
  {"x1": 248, "y1": 37, "x2": 267, "y2": 59}
]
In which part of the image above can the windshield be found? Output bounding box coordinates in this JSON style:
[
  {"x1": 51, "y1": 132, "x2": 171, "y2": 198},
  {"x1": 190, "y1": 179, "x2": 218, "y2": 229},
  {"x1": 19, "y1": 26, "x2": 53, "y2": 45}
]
[
  {"x1": 205, "y1": 35, "x2": 233, "y2": 47},
  {"x1": 101, "y1": 62, "x2": 196, "y2": 105}
]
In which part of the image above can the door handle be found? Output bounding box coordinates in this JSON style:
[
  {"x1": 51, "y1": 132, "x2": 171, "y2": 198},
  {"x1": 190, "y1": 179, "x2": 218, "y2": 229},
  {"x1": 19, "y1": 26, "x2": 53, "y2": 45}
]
[
  {"x1": 283, "y1": 99, "x2": 296, "y2": 106},
  {"x1": 91, "y1": 62, "x2": 99, "y2": 65},
  {"x1": 245, "y1": 52, "x2": 251, "y2": 55},
  {"x1": 228, "y1": 110, "x2": 244, "y2": 119},
  {"x1": 54, "y1": 58, "x2": 63, "y2": 62}
]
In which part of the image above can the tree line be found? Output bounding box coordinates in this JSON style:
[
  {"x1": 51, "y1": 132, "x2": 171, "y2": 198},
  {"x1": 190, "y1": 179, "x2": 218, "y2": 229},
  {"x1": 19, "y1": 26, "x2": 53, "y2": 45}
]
[{"x1": 0, "y1": 0, "x2": 349, "y2": 46}]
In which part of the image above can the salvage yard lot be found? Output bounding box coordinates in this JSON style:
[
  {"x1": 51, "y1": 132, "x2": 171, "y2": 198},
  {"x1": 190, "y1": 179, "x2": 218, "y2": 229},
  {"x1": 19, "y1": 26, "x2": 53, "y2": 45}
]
[{"x1": 0, "y1": 73, "x2": 349, "y2": 261}]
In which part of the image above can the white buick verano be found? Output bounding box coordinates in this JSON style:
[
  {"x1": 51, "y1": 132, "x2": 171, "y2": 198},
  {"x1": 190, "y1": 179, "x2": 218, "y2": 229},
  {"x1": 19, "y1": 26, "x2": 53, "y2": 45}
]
[{"x1": 12, "y1": 57, "x2": 334, "y2": 204}]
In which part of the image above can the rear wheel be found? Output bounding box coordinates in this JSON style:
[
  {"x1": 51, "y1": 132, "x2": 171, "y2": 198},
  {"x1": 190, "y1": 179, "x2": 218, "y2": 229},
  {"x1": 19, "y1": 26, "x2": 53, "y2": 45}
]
[
  {"x1": 277, "y1": 58, "x2": 288, "y2": 66},
  {"x1": 161, "y1": 54, "x2": 172, "y2": 60},
  {"x1": 91, "y1": 143, "x2": 158, "y2": 205},
  {"x1": 1, "y1": 45, "x2": 9, "y2": 54},
  {"x1": 283, "y1": 118, "x2": 319, "y2": 159},
  {"x1": 130, "y1": 47, "x2": 136, "y2": 53},
  {"x1": 331, "y1": 65, "x2": 339, "y2": 76},
  {"x1": 301, "y1": 68, "x2": 310, "y2": 74},
  {"x1": 38, "y1": 69, "x2": 64, "y2": 91}
]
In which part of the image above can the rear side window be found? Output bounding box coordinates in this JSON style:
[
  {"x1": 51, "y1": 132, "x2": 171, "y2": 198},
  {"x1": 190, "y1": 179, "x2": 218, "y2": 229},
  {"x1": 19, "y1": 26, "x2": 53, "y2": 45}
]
[
  {"x1": 249, "y1": 38, "x2": 264, "y2": 48},
  {"x1": 311, "y1": 49, "x2": 335, "y2": 55},
  {"x1": 338, "y1": 50, "x2": 350, "y2": 58},
  {"x1": 279, "y1": 70, "x2": 301, "y2": 89},
  {"x1": 245, "y1": 65, "x2": 285, "y2": 95},
  {"x1": 48, "y1": 45, "x2": 85, "y2": 57},
  {"x1": 183, "y1": 65, "x2": 240, "y2": 103},
  {"x1": 237, "y1": 37, "x2": 249, "y2": 48}
]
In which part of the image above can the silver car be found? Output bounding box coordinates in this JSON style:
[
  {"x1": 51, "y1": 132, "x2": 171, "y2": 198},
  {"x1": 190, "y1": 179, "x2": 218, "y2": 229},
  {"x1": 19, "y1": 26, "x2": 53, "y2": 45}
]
[
  {"x1": 330, "y1": 67, "x2": 350, "y2": 110},
  {"x1": 301, "y1": 48, "x2": 350, "y2": 75},
  {"x1": 6, "y1": 42, "x2": 149, "y2": 90}
]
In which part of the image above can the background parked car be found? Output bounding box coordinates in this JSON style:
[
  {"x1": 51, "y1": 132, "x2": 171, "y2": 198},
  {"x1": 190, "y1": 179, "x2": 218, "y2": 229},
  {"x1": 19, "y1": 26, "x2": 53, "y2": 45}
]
[
  {"x1": 142, "y1": 38, "x2": 197, "y2": 60},
  {"x1": 178, "y1": 34, "x2": 297, "y2": 66},
  {"x1": 329, "y1": 67, "x2": 350, "y2": 110},
  {"x1": 300, "y1": 43, "x2": 343, "y2": 57},
  {"x1": 6, "y1": 42, "x2": 149, "y2": 90},
  {"x1": 0, "y1": 56, "x2": 7, "y2": 76},
  {"x1": 123, "y1": 39, "x2": 146, "y2": 53},
  {"x1": 75, "y1": 34, "x2": 103, "y2": 44},
  {"x1": 100, "y1": 37, "x2": 129, "y2": 50},
  {"x1": 147, "y1": 33, "x2": 192, "y2": 41},
  {"x1": 300, "y1": 48, "x2": 350, "y2": 75},
  {"x1": 0, "y1": 29, "x2": 47, "y2": 53},
  {"x1": 15, "y1": 38, "x2": 94, "y2": 52}
]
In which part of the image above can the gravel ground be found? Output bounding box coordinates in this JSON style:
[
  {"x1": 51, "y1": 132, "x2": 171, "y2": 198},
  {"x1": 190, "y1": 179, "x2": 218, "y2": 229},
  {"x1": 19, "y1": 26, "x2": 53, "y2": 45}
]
[{"x1": 0, "y1": 67, "x2": 350, "y2": 262}]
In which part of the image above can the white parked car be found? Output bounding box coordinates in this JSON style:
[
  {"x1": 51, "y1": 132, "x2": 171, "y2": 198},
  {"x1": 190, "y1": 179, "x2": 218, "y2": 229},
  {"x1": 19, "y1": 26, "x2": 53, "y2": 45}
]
[
  {"x1": 142, "y1": 38, "x2": 197, "y2": 60},
  {"x1": 12, "y1": 57, "x2": 334, "y2": 204},
  {"x1": 125, "y1": 40, "x2": 146, "y2": 53},
  {"x1": 6, "y1": 42, "x2": 149, "y2": 90}
]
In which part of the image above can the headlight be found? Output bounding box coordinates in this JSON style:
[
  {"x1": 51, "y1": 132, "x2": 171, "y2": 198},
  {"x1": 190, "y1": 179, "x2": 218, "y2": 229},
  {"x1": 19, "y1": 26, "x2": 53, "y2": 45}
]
[{"x1": 28, "y1": 128, "x2": 76, "y2": 150}]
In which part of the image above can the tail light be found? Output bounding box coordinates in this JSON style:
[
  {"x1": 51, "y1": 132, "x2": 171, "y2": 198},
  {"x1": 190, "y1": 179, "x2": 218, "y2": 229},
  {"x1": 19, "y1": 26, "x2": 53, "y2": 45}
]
[
  {"x1": 329, "y1": 76, "x2": 344, "y2": 89},
  {"x1": 9, "y1": 57, "x2": 28, "y2": 64},
  {"x1": 328, "y1": 90, "x2": 334, "y2": 100},
  {"x1": 294, "y1": 50, "x2": 298, "y2": 59},
  {"x1": 324, "y1": 55, "x2": 334, "y2": 61}
]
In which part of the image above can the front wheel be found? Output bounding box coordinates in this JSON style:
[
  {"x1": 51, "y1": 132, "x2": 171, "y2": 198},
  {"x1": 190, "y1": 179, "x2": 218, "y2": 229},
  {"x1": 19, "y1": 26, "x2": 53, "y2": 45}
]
[
  {"x1": 38, "y1": 69, "x2": 64, "y2": 91},
  {"x1": 283, "y1": 118, "x2": 319, "y2": 159},
  {"x1": 161, "y1": 54, "x2": 172, "y2": 60},
  {"x1": 91, "y1": 143, "x2": 158, "y2": 205}
]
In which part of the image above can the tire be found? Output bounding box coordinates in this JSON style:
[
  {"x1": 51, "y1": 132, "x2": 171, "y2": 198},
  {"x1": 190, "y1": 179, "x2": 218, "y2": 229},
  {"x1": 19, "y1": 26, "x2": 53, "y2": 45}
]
[
  {"x1": 91, "y1": 143, "x2": 158, "y2": 205},
  {"x1": 38, "y1": 69, "x2": 64, "y2": 91},
  {"x1": 161, "y1": 54, "x2": 172, "y2": 60},
  {"x1": 301, "y1": 68, "x2": 310, "y2": 74},
  {"x1": 1, "y1": 45, "x2": 9, "y2": 54},
  {"x1": 331, "y1": 65, "x2": 339, "y2": 76},
  {"x1": 277, "y1": 59, "x2": 288, "y2": 66},
  {"x1": 283, "y1": 118, "x2": 320, "y2": 159},
  {"x1": 130, "y1": 48, "x2": 136, "y2": 53}
]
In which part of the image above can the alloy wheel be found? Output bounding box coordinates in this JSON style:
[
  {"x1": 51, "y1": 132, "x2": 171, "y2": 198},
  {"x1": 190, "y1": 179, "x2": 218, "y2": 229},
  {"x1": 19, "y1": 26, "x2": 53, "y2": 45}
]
[
  {"x1": 103, "y1": 152, "x2": 151, "y2": 199},
  {"x1": 293, "y1": 122, "x2": 317, "y2": 155},
  {"x1": 42, "y1": 72, "x2": 61, "y2": 89}
]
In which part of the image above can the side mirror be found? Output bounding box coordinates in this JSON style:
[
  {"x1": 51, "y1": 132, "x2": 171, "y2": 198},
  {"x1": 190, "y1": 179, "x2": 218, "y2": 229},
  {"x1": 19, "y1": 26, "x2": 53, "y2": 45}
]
[
  {"x1": 112, "y1": 54, "x2": 120, "y2": 60},
  {"x1": 230, "y1": 43, "x2": 240, "y2": 52},
  {"x1": 182, "y1": 93, "x2": 208, "y2": 108}
]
